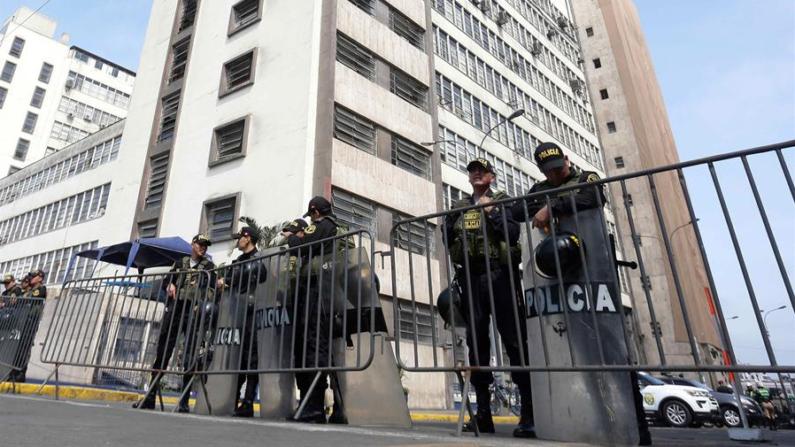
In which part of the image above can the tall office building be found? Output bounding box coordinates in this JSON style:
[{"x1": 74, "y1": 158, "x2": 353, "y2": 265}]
[
  {"x1": 570, "y1": 0, "x2": 722, "y2": 369},
  {"x1": 0, "y1": 7, "x2": 135, "y2": 177}
]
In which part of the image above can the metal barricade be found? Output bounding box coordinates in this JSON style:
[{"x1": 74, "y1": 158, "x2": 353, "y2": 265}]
[
  {"x1": 0, "y1": 297, "x2": 46, "y2": 385},
  {"x1": 390, "y1": 139, "x2": 795, "y2": 439}
]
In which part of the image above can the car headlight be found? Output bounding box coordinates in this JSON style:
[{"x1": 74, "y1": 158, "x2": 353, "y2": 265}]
[{"x1": 685, "y1": 390, "x2": 710, "y2": 397}]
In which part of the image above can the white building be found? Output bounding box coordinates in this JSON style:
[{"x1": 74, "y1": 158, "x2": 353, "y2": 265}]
[{"x1": 0, "y1": 7, "x2": 135, "y2": 177}]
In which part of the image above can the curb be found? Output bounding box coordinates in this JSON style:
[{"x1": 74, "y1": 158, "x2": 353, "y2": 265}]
[{"x1": 0, "y1": 382, "x2": 520, "y2": 423}]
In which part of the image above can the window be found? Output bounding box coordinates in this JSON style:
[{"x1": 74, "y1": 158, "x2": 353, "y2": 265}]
[
  {"x1": 229, "y1": 0, "x2": 262, "y2": 34},
  {"x1": 334, "y1": 107, "x2": 376, "y2": 154},
  {"x1": 113, "y1": 318, "x2": 146, "y2": 363},
  {"x1": 45, "y1": 147, "x2": 57, "y2": 157},
  {"x1": 593, "y1": 58, "x2": 601, "y2": 69},
  {"x1": 1, "y1": 61, "x2": 17, "y2": 82},
  {"x1": 211, "y1": 116, "x2": 249, "y2": 164},
  {"x1": 336, "y1": 33, "x2": 375, "y2": 80},
  {"x1": 393, "y1": 212, "x2": 434, "y2": 255},
  {"x1": 22, "y1": 112, "x2": 38, "y2": 134},
  {"x1": 31, "y1": 87, "x2": 46, "y2": 108},
  {"x1": 392, "y1": 136, "x2": 431, "y2": 179},
  {"x1": 389, "y1": 8, "x2": 425, "y2": 50},
  {"x1": 607, "y1": 121, "x2": 617, "y2": 133},
  {"x1": 58, "y1": 97, "x2": 122, "y2": 127},
  {"x1": 331, "y1": 188, "x2": 377, "y2": 234},
  {"x1": 585, "y1": 27, "x2": 594, "y2": 37},
  {"x1": 443, "y1": 183, "x2": 471, "y2": 210},
  {"x1": 0, "y1": 87, "x2": 6, "y2": 108},
  {"x1": 144, "y1": 154, "x2": 170, "y2": 209},
  {"x1": 157, "y1": 93, "x2": 181, "y2": 142},
  {"x1": 9, "y1": 38, "x2": 25, "y2": 57},
  {"x1": 67, "y1": 72, "x2": 131, "y2": 109},
  {"x1": 348, "y1": 0, "x2": 375, "y2": 15},
  {"x1": 204, "y1": 196, "x2": 237, "y2": 240},
  {"x1": 8, "y1": 166, "x2": 20, "y2": 176},
  {"x1": 220, "y1": 50, "x2": 256, "y2": 96},
  {"x1": 614, "y1": 156, "x2": 624, "y2": 169},
  {"x1": 39, "y1": 63, "x2": 54, "y2": 83},
  {"x1": 73, "y1": 50, "x2": 90, "y2": 63},
  {"x1": 0, "y1": 241, "x2": 98, "y2": 285},
  {"x1": 138, "y1": 220, "x2": 158, "y2": 238},
  {"x1": 179, "y1": 0, "x2": 198, "y2": 32},
  {"x1": 51, "y1": 121, "x2": 89, "y2": 143},
  {"x1": 168, "y1": 38, "x2": 191, "y2": 83},
  {"x1": 14, "y1": 139, "x2": 30, "y2": 161},
  {"x1": 390, "y1": 69, "x2": 428, "y2": 110},
  {"x1": 95, "y1": 60, "x2": 104, "y2": 70},
  {"x1": 600, "y1": 89, "x2": 609, "y2": 100},
  {"x1": 397, "y1": 300, "x2": 436, "y2": 344}
]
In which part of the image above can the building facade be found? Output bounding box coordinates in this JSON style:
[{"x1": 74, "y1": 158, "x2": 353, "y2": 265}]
[
  {"x1": 570, "y1": 0, "x2": 722, "y2": 372},
  {"x1": 0, "y1": 7, "x2": 135, "y2": 177}
]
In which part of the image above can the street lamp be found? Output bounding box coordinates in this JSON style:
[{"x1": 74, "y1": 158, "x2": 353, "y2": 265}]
[
  {"x1": 478, "y1": 109, "x2": 525, "y2": 150},
  {"x1": 670, "y1": 219, "x2": 699, "y2": 243},
  {"x1": 420, "y1": 140, "x2": 455, "y2": 147},
  {"x1": 762, "y1": 305, "x2": 787, "y2": 337}
]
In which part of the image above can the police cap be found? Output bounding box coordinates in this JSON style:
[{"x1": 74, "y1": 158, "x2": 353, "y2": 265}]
[
  {"x1": 303, "y1": 196, "x2": 332, "y2": 217},
  {"x1": 282, "y1": 219, "x2": 308, "y2": 233},
  {"x1": 534, "y1": 142, "x2": 567, "y2": 173},
  {"x1": 192, "y1": 234, "x2": 213, "y2": 246},
  {"x1": 232, "y1": 226, "x2": 260, "y2": 242},
  {"x1": 2, "y1": 274, "x2": 14, "y2": 284},
  {"x1": 27, "y1": 269, "x2": 45, "y2": 280},
  {"x1": 466, "y1": 157, "x2": 496, "y2": 174}
]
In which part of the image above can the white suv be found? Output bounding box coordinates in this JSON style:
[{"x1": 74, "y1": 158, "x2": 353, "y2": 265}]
[{"x1": 637, "y1": 372, "x2": 720, "y2": 428}]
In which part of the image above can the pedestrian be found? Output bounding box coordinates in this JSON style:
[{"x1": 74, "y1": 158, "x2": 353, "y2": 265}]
[
  {"x1": 753, "y1": 381, "x2": 777, "y2": 430},
  {"x1": 13, "y1": 270, "x2": 47, "y2": 383},
  {"x1": 133, "y1": 234, "x2": 216, "y2": 413},
  {"x1": 442, "y1": 157, "x2": 535, "y2": 438},
  {"x1": 282, "y1": 197, "x2": 346, "y2": 424},
  {"x1": 716, "y1": 379, "x2": 733, "y2": 394},
  {"x1": 218, "y1": 226, "x2": 266, "y2": 418}
]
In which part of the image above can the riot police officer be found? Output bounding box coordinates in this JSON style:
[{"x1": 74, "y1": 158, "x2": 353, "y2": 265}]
[
  {"x1": 218, "y1": 226, "x2": 266, "y2": 418},
  {"x1": 14, "y1": 270, "x2": 47, "y2": 383},
  {"x1": 282, "y1": 197, "x2": 344, "y2": 423},
  {"x1": 443, "y1": 158, "x2": 535, "y2": 438},
  {"x1": 134, "y1": 234, "x2": 216, "y2": 412}
]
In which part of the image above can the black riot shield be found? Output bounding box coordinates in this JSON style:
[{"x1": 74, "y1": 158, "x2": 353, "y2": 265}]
[{"x1": 523, "y1": 208, "x2": 639, "y2": 445}]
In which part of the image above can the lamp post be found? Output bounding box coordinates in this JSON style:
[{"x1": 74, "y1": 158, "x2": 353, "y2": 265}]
[
  {"x1": 420, "y1": 140, "x2": 455, "y2": 147},
  {"x1": 761, "y1": 305, "x2": 787, "y2": 337},
  {"x1": 478, "y1": 109, "x2": 525, "y2": 150}
]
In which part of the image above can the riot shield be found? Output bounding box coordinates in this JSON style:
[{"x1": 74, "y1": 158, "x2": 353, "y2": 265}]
[{"x1": 523, "y1": 208, "x2": 639, "y2": 445}]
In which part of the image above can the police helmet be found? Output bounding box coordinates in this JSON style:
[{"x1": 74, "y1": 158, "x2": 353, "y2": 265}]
[
  {"x1": 533, "y1": 231, "x2": 584, "y2": 279},
  {"x1": 437, "y1": 287, "x2": 466, "y2": 328}
]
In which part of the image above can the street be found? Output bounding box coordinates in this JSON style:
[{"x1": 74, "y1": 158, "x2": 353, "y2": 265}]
[{"x1": 1, "y1": 394, "x2": 794, "y2": 446}]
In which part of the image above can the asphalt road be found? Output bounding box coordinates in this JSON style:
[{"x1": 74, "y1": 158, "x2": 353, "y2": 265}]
[{"x1": 1, "y1": 394, "x2": 793, "y2": 446}]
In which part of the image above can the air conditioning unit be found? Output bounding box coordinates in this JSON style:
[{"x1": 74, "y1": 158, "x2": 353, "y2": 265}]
[
  {"x1": 508, "y1": 99, "x2": 520, "y2": 109},
  {"x1": 547, "y1": 28, "x2": 558, "y2": 39},
  {"x1": 454, "y1": 108, "x2": 466, "y2": 120},
  {"x1": 479, "y1": 1, "x2": 491, "y2": 13},
  {"x1": 67, "y1": 112, "x2": 75, "y2": 119},
  {"x1": 530, "y1": 43, "x2": 543, "y2": 56},
  {"x1": 84, "y1": 114, "x2": 93, "y2": 122},
  {"x1": 65, "y1": 79, "x2": 74, "y2": 90},
  {"x1": 557, "y1": 16, "x2": 569, "y2": 29},
  {"x1": 495, "y1": 11, "x2": 509, "y2": 26}
]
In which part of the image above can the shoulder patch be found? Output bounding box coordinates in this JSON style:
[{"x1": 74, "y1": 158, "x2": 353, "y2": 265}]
[
  {"x1": 586, "y1": 173, "x2": 600, "y2": 183},
  {"x1": 305, "y1": 225, "x2": 317, "y2": 235},
  {"x1": 32, "y1": 289, "x2": 40, "y2": 297}
]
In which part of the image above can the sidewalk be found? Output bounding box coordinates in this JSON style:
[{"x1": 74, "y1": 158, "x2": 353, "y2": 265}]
[{"x1": 0, "y1": 381, "x2": 520, "y2": 423}]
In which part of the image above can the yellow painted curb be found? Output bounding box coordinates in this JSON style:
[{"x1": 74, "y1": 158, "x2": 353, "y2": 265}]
[{"x1": 0, "y1": 383, "x2": 519, "y2": 423}]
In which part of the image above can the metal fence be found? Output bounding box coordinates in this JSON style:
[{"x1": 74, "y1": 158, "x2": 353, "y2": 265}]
[
  {"x1": 389, "y1": 139, "x2": 794, "y2": 434},
  {"x1": 0, "y1": 296, "x2": 46, "y2": 383},
  {"x1": 35, "y1": 229, "x2": 380, "y2": 403}
]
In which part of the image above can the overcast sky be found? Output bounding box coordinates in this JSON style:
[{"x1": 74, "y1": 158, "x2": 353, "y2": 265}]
[{"x1": 3, "y1": 0, "x2": 793, "y2": 368}]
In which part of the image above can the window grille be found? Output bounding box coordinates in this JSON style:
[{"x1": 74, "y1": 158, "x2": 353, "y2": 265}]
[
  {"x1": 169, "y1": 38, "x2": 190, "y2": 83},
  {"x1": 333, "y1": 107, "x2": 376, "y2": 154},
  {"x1": 390, "y1": 69, "x2": 428, "y2": 110},
  {"x1": 389, "y1": 8, "x2": 425, "y2": 50},
  {"x1": 336, "y1": 33, "x2": 375, "y2": 80},
  {"x1": 144, "y1": 154, "x2": 169, "y2": 209},
  {"x1": 391, "y1": 136, "x2": 431, "y2": 179},
  {"x1": 157, "y1": 93, "x2": 180, "y2": 142},
  {"x1": 331, "y1": 188, "x2": 377, "y2": 234}
]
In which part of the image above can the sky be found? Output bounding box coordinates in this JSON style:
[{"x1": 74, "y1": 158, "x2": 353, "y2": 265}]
[{"x1": 1, "y1": 0, "x2": 792, "y2": 370}]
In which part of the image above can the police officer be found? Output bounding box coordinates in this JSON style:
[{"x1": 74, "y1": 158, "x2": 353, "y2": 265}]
[
  {"x1": 134, "y1": 234, "x2": 216, "y2": 412},
  {"x1": 443, "y1": 158, "x2": 535, "y2": 438},
  {"x1": 1, "y1": 275, "x2": 23, "y2": 309},
  {"x1": 14, "y1": 270, "x2": 47, "y2": 383},
  {"x1": 218, "y1": 226, "x2": 265, "y2": 418},
  {"x1": 753, "y1": 382, "x2": 777, "y2": 430},
  {"x1": 282, "y1": 197, "x2": 343, "y2": 423},
  {"x1": 517, "y1": 142, "x2": 604, "y2": 226}
]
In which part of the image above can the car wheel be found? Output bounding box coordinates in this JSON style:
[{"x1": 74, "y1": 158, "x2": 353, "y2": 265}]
[
  {"x1": 662, "y1": 400, "x2": 693, "y2": 428},
  {"x1": 722, "y1": 406, "x2": 742, "y2": 428}
]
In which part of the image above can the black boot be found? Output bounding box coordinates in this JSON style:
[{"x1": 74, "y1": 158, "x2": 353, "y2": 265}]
[
  {"x1": 463, "y1": 388, "x2": 495, "y2": 434},
  {"x1": 132, "y1": 392, "x2": 156, "y2": 410},
  {"x1": 177, "y1": 396, "x2": 190, "y2": 413},
  {"x1": 232, "y1": 400, "x2": 254, "y2": 418},
  {"x1": 513, "y1": 399, "x2": 536, "y2": 438}
]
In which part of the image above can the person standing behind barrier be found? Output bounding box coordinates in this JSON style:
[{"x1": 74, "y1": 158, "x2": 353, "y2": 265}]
[
  {"x1": 753, "y1": 382, "x2": 777, "y2": 430},
  {"x1": 1, "y1": 275, "x2": 24, "y2": 310},
  {"x1": 282, "y1": 196, "x2": 342, "y2": 424},
  {"x1": 442, "y1": 158, "x2": 535, "y2": 438},
  {"x1": 133, "y1": 234, "x2": 216, "y2": 413},
  {"x1": 14, "y1": 270, "x2": 47, "y2": 383},
  {"x1": 217, "y1": 226, "x2": 264, "y2": 418}
]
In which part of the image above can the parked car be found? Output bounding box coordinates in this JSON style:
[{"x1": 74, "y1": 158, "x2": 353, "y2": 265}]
[
  {"x1": 637, "y1": 372, "x2": 721, "y2": 428},
  {"x1": 655, "y1": 376, "x2": 764, "y2": 428}
]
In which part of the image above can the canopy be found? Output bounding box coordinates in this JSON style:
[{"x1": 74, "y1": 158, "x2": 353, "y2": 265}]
[{"x1": 67, "y1": 237, "x2": 209, "y2": 279}]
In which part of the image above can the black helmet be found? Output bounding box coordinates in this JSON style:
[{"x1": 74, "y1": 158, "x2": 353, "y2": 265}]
[
  {"x1": 534, "y1": 231, "x2": 584, "y2": 279},
  {"x1": 437, "y1": 287, "x2": 466, "y2": 328}
]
